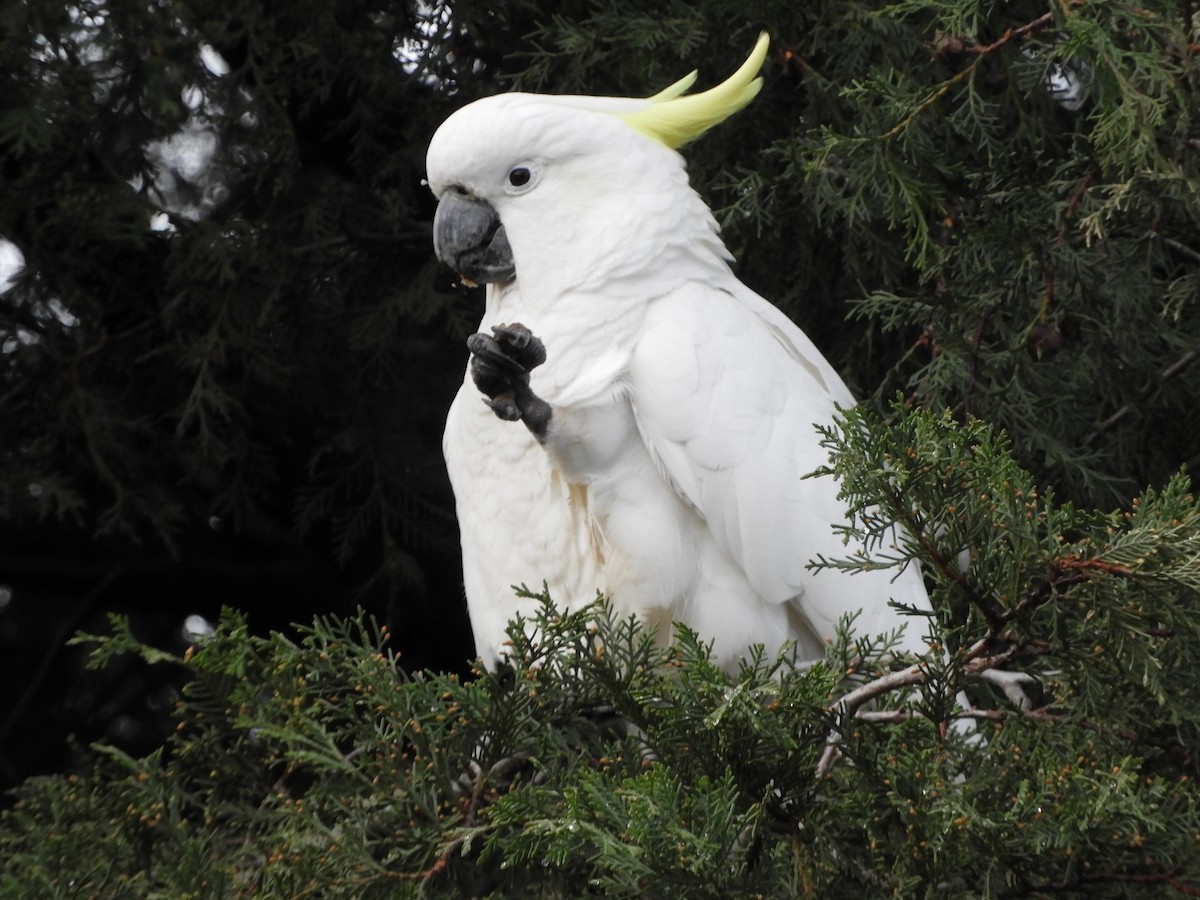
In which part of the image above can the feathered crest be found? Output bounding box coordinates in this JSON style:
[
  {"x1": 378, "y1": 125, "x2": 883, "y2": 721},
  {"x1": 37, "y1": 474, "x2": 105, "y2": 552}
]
[{"x1": 620, "y1": 33, "x2": 769, "y2": 149}]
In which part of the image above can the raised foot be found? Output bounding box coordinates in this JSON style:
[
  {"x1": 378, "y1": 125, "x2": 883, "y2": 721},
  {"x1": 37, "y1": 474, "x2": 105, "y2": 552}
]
[{"x1": 466, "y1": 323, "x2": 552, "y2": 436}]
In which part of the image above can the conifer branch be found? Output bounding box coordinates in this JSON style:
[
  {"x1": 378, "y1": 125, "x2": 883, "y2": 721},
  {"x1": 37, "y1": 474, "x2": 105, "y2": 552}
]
[
  {"x1": 885, "y1": 2, "x2": 1084, "y2": 140},
  {"x1": 1085, "y1": 349, "x2": 1198, "y2": 444},
  {"x1": 1162, "y1": 237, "x2": 1200, "y2": 266},
  {"x1": 4, "y1": 3, "x2": 1200, "y2": 893}
]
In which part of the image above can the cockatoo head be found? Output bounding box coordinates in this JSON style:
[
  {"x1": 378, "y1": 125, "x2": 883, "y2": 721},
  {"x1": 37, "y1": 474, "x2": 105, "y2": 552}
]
[{"x1": 426, "y1": 34, "x2": 769, "y2": 296}]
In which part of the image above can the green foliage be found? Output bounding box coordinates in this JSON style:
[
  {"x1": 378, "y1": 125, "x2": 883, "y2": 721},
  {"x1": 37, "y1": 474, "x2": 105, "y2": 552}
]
[
  {"x1": 4, "y1": 0, "x2": 1200, "y2": 894},
  {"x1": 791, "y1": 0, "x2": 1200, "y2": 505},
  {"x1": 0, "y1": 0, "x2": 471, "y2": 572},
  {"x1": 816, "y1": 400, "x2": 1200, "y2": 772},
  {"x1": 4, "y1": 405, "x2": 1200, "y2": 897}
]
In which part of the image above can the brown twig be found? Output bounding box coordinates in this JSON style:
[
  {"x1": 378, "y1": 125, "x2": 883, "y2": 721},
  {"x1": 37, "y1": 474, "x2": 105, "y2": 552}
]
[
  {"x1": 1055, "y1": 555, "x2": 1135, "y2": 576},
  {"x1": 884, "y1": 3, "x2": 1084, "y2": 140},
  {"x1": 1065, "y1": 168, "x2": 1098, "y2": 219},
  {"x1": 963, "y1": 12, "x2": 1058, "y2": 55}
]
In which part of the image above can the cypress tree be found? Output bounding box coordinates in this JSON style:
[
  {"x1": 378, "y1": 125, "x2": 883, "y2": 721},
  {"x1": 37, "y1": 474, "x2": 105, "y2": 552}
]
[{"x1": 2, "y1": 1, "x2": 1198, "y2": 895}]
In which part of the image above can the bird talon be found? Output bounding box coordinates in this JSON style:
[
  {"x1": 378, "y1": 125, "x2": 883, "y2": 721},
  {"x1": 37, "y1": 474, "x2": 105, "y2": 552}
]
[
  {"x1": 483, "y1": 395, "x2": 522, "y2": 421},
  {"x1": 467, "y1": 332, "x2": 526, "y2": 376},
  {"x1": 491, "y1": 323, "x2": 547, "y2": 371},
  {"x1": 468, "y1": 324, "x2": 548, "y2": 424}
]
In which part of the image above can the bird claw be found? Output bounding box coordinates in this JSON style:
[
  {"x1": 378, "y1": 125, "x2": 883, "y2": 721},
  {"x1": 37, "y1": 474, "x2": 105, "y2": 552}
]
[
  {"x1": 467, "y1": 323, "x2": 546, "y2": 377},
  {"x1": 467, "y1": 323, "x2": 550, "y2": 434},
  {"x1": 467, "y1": 333, "x2": 524, "y2": 379},
  {"x1": 483, "y1": 394, "x2": 522, "y2": 421},
  {"x1": 491, "y1": 323, "x2": 547, "y2": 370}
]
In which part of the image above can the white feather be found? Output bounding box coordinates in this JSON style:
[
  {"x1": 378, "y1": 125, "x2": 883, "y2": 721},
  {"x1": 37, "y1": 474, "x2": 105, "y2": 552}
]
[{"x1": 431, "y1": 91, "x2": 936, "y2": 670}]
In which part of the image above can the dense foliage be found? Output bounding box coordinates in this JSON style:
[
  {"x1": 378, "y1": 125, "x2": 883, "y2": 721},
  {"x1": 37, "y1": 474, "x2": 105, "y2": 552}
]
[
  {"x1": 2, "y1": 0, "x2": 1199, "y2": 893},
  {"x1": 4, "y1": 402, "x2": 1200, "y2": 896}
]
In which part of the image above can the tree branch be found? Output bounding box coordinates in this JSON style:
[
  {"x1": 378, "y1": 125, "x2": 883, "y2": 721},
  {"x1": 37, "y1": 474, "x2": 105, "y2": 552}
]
[
  {"x1": 885, "y1": 3, "x2": 1084, "y2": 140},
  {"x1": 817, "y1": 663, "x2": 928, "y2": 779},
  {"x1": 1085, "y1": 349, "x2": 1198, "y2": 445}
]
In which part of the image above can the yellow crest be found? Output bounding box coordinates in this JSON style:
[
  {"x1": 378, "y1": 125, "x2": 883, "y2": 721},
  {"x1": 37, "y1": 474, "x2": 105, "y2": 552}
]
[{"x1": 620, "y1": 33, "x2": 769, "y2": 149}]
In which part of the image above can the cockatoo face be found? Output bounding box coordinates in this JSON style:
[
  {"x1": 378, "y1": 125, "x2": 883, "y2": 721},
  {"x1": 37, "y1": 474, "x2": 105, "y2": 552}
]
[
  {"x1": 426, "y1": 35, "x2": 768, "y2": 296},
  {"x1": 426, "y1": 94, "x2": 665, "y2": 290}
]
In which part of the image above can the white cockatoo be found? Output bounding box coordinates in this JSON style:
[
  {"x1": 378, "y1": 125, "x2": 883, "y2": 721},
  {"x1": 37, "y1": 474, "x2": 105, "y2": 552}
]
[{"x1": 426, "y1": 35, "x2": 936, "y2": 672}]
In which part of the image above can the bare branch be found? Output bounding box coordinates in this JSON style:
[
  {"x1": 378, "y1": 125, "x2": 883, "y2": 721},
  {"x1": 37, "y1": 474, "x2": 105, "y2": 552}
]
[{"x1": 817, "y1": 664, "x2": 927, "y2": 779}]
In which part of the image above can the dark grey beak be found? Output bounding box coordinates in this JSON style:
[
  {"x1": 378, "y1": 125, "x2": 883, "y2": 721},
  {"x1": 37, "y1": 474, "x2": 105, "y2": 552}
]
[{"x1": 433, "y1": 191, "x2": 516, "y2": 285}]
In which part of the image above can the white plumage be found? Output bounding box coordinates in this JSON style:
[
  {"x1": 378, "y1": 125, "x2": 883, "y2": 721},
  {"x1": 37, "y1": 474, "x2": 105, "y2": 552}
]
[{"x1": 426, "y1": 37, "x2": 935, "y2": 671}]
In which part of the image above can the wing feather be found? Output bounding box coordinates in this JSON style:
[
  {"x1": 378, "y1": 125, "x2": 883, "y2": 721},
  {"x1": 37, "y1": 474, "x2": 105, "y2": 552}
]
[{"x1": 629, "y1": 280, "x2": 932, "y2": 651}]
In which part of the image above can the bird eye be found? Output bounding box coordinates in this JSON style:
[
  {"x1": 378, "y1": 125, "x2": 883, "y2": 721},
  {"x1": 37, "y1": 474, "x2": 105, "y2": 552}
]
[{"x1": 508, "y1": 167, "x2": 531, "y2": 187}]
